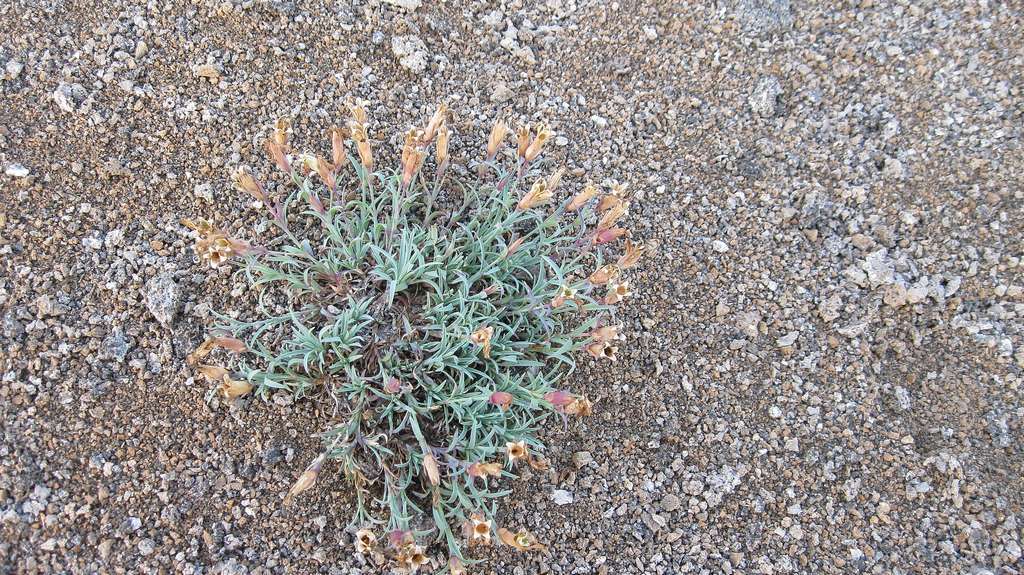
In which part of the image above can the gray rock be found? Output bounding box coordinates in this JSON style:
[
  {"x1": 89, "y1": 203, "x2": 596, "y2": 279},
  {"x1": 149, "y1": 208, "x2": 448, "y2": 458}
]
[
  {"x1": 5, "y1": 60, "x2": 24, "y2": 79},
  {"x1": 660, "y1": 493, "x2": 681, "y2": 512},
  {"x1": 4, "y1": 163, "x2": 29, "y2": 178},
  {"x1": 551, "y1": 489, "x2": 574, "y2": 505},
  {"x1": 572, "y1": 451, "x2": 594, "y2": 468},
  {"x1": 53, "y1": 82, "x2": 86, "y2": 114},
  {"x1": 381, "y1": 0, "x2": 421, "y2": 10},
  {"x1": 749, "y1": 76, "x2": 783, "y2": 117},
  {"x1": 101, "y1": 329, "x2": 131, "y2": 362},
  {"x1": 144, "y1": 273, "x2": 180, "y2": 327},
  {"x1": 391, "y1": 35, "x2": 428, "y2": 74},
  {"x1": 863, "y1": 249, "x2": 895, "y2": 288},
  {"x1": 731, "y1": 0, "x2": 794, "y2": 34}
]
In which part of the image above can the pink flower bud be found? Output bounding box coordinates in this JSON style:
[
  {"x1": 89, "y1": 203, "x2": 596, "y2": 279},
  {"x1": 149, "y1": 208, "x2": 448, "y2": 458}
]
[
  {"x1": 489, "y1": 391, "x2": 513, "y2": 410},
  {"x1": 544, "y1": 390, "x2": 575, "y2": 411}
]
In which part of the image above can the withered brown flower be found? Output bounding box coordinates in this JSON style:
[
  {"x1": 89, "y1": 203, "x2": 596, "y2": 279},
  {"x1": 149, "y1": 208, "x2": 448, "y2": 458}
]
[
  {"x1": 550, "y1": 285, "x2": 576, "y2": 308},
  {"x1": 588, "y1": 264, "x2": 620, "y2": 285},
  {"x1": 284, "y1": 453, "x2": 326, "y2": 506},
  {"x1": 470, "y1": 326, "x2": 494, "y2": 358},
  {"x1": 422, "y1": 103, "x2": 448, "y2": 143},
  {"x1": 566, "y1": 184, "x2": 598, "y2": 212},
  {"x1": 422, "y1": 453, "x2": 441, "y2": 487},
  {"x1": 486, "y1": 118, "x2": 509, "y2": 161},
  {"x1": 523, "y1": 123, "x2": 553, "y2": 162},
  {"x1": 585, "y1": 340, "x2": 618, "y2": 362},
  {"x1": 498, "y1": 527, "x2": 547, "y2": 552},
  {"x1": 588, "y1": 324, "x2": 624, "y2": 343},
  {"x1": 232, "y1": 167, "x2": 267, "y2": 204},
  {"x1": 603, "y1": 281, "x2": 632, "y2": 305},
  {"x1": 468, "y1": 513, "x2": 492, "y2": 545},
  {"x1": 468, "y1": 461, "x2": 503, "y2": 480},
  {"x1": 592, "y1": 227, "x2": 628, "y2": 245},
  {"x1": 197, "y1": 364, "x2": 228, "y2": 382},
  {"x1": 517, "y1": 178, "x2": 554, "y2": 210},
  {"x1": 596, "y1": 200, "x2": 630, "y2": 231},
  {"x1": 218, "y1": 375, "x2": 253, "y2": 399},
  {"x1": 616, "y1": 239, "x2": 645, "y2": 269},
  {"x1": 515, "y1": 124, "x2": 531, "y2": 159},
  {"x1": 564, "y1": 397, "x2": 593, "y2": 416},
  {"x1": 506, "y1": 441, "x2": 528, "y2": 464},
  {"x1": 597, "y1": 182, "x2": 628, "y2": 212},
  {"x1": 355, "y1": 528, "x2": 376, "y2": 554}
]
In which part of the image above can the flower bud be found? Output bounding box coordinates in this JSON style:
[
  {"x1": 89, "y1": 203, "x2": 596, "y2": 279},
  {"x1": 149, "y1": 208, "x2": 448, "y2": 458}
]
[
  {"x1": 284, "y1": 453, "x2": 326, "y2": 505},
  {"x1": 489, "y1": 391, "x2": 513, "y2": 410}
]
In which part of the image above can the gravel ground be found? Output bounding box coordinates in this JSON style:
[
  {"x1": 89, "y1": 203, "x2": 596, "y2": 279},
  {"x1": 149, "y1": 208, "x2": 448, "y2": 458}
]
[{"x1": 2, "y1": 0, "x2": 1023, "y2": 573}]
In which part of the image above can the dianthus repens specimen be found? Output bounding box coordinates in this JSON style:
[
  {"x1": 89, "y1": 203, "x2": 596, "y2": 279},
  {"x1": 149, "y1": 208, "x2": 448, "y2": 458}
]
[{"x1": 188, "y1": 102, "x2": 642, "y2": 572}]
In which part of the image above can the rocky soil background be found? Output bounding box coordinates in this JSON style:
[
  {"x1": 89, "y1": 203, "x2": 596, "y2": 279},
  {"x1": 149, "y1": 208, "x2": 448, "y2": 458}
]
[{"x1": 2, "y1": 0, "x2": 1022, "y2": 573}]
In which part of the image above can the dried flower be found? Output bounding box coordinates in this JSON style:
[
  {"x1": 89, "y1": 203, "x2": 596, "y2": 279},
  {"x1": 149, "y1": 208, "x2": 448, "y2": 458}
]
[
  {"x1": 422, "y1": 452, "x2": 441, "y2": 486},
  {"x1": 564, "y1": 396, "x2": 593, "y2": 416},
  {"x1": 588, "y1": 324, "x2": 623, "y2": 343},
  {"x1": 486, "y1": 118, "x2": 509, "y2": 160},
  {"x1": 272, "y1": 118, "x2": 291, "y2": 146},
  {"x1": 546, "y1": 167, "x2": 565, "y2": 193},
  {"x1": 347, "y1": 100, "x2": 373, "y2": 170},
  {"x1": 515, "y1": 124, "x2": 531, "y2": 159},
  {"x1": 350, "y1": 122, "x2": 373, "y2": 170},
  {"x1": 468, "y1": 513, "x2": 492, "y2": 545},
  {"x1": 585, "y1": 340, "x2": 618, "y2": 362},
  {"x1": 468, "y1": 461, "x2": 503, "y2": 480},
  {"x1": 524, "y1": 123, "x2": 552, "y2": 162},
  {"x1": 188, "y1": 336, "x2": 246, "y2": 365},
  {"x1": 423, "y1": 103, "x2": 447, "y2": 143},
  {"x1": 498, "y1": 528, "x2": 547, "y2": 552},
  {"x1": 588, "y1": 264, "x2": 620, "y2": 285},
  {"x1": 186, "y1": 219, "x2": 261, "y2": 268},
  {"x1": 597, "y1": 183, "x2": 628, "y2": 212},
  {"x1": 597, "y1": 200, "x2": 630, "y2": 231},
  {"x1": 218, "y1": 375, "x2": 253, "y2": 399},
  {"x1": 592, "y1": 227, "x2": 628, "y2": 245},
  {"x1": 506, "y1": 441, "x2": 528, "y2": 463},
  {"x1": 330, "y1": 126, "x2": 346, "y2": 168},
  {"x1": 401, "y1": 129, "x2": 427, "y2": 189},
  {"x1": 197, "y1": 364, "x2": 228, "y2": 382},
  {"x1": 488, "y1": 391, "x2": 513, "y2": 410},
  {"x1": 448, "y1": 557, "x2": 466, "y2": 575},
  {"x1": 232, "y1": 167, "x2": 267, "y2": 204},
  {"x1": 517, "y1": 178, "x2": 554, "y2": 210},
  {"x1": 566, "y1": 184, "x2": 598, "y2": 211},
  {"x1": 313, "y1": 154, "x2": 337, "y2": 193},
  {"x1": 265, "y1": 119, "x2": 292, "y2": 174},
  {"x1": 346, "y1": 98, "x2": 368, "y2": 125},
  {"x1": 551, "y1": 285, "x2": 576, "y2": 308},
  {"x1": 502, "y1": 236, "x2": 525, "y2": 260},
  {"x1": 284, "y1": 453, "x2": 326, "y2": 505},
  {"x1": 384, "y1": 377, "x2": 402, "y2": 394},
  {"x1": 616, "y1": 239, "x2": 645, "y2": 269},
  {"x1": 436, "y1": 124, "x2": 450, "y2": 171},
  {"x1": 396, "y1": 544, "x2": 430, "y2": 573},
  {"x1": 527, "y1": 455, "x2": 550, "y2": 471},
  {"x1": 355, "y1": 528, "x2": 377, "y2": 554},
  {"x1": 211, "y1": 336, "x2": 247, "y2": 353},
  {"x1": 603, "y1": 280, "x2": 632, "y2": 305},
  {"x1": 470, "y1": 326, "x2": 494, "y2": 358}
]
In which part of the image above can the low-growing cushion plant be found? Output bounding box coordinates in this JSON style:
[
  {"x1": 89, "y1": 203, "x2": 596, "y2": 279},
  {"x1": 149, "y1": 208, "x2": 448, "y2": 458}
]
[{"x1": 185, "y1": 101, "x2": 643, "y2": 573}]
